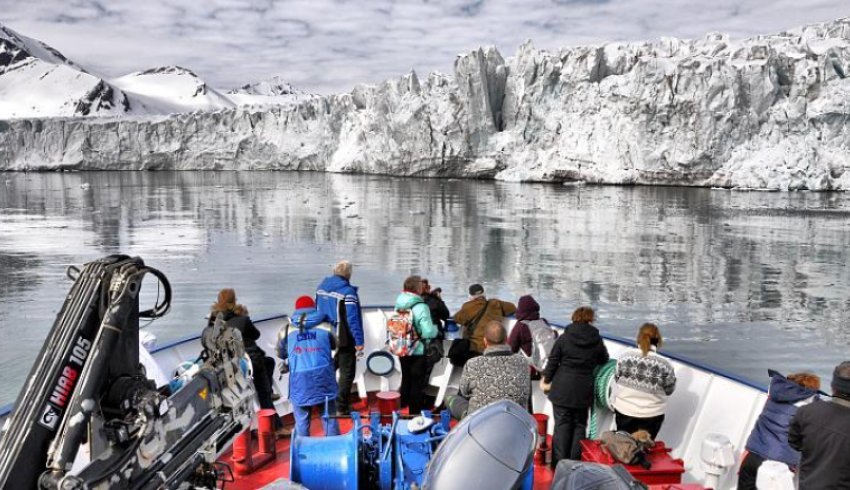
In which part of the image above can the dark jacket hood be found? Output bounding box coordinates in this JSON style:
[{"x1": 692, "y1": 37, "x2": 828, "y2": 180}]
[
  {"x1": 565, "y1": 322, "x2": 602, "y2": 347},
  {"x1": 516, "y1": 295, "x2": 540, "y2": 322},
  {"x1": 768, "y1": 370, "x2": 818, "y2": 403}
]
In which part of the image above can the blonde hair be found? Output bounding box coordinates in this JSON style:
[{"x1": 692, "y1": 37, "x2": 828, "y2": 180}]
[
  {"x1": 786, "y1": 372, "x2": 821, "y2": 391},
  {"x1": 571, "y1": 306, "x2": 595, "y2": 324},
  {"x1": 333, "y1": 260, "x2": 353, "y2": 279},
  {"x1": 636, "y1": 323, "x2": 662, "y2": 356},
  {"x1": 211, "y1": 288, "x2": 247, "y2": 316}
]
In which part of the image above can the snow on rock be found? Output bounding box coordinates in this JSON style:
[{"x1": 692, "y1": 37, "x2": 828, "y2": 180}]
[
  {"x1": 2, "y1": 18, "x2": 850, "y2": 190},
  {"x1": 0, "y1": 23, "x2": 298, "y2": 118},
  {"x1": 226, "y1": 76, "x2": 312, "y2": 107},
  {"x1": 112, "y1": 66, "x2": 235, "y2": 113},
  {"x1": 0, "y1": 24, "x2": 131, "y2": 118}
]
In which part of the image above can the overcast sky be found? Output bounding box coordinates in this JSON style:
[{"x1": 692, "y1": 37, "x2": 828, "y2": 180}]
[{"x1": 1, "y1": 0, "x2": 847, "y2": 93}]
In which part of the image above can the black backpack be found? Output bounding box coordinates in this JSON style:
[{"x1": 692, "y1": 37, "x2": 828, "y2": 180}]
[{"x1": 550, "y1": 460, "x2": 647, "y2": 490}]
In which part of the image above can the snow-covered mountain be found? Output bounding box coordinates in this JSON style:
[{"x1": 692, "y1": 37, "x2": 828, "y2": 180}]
[
  {"x1": 227, "y1": 76, "x2": 312, "y2": 107},
  {"x1": 0, "y1": 24, "x2": 301, "y2": 119},
  {"x1": 111, "y1": 66, "x2": 236, "y2": 113},
  {"x1": 0, "y1": 24, "x2": 132, "y2": 118},
  {"x1": 1, "y1": 18, "x2": 849, "y2": 191}
]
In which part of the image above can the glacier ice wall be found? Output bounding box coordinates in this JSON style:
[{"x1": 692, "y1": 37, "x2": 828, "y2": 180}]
[{"x1": 1, "y1": 18, "x2": 849, "y2": 190}]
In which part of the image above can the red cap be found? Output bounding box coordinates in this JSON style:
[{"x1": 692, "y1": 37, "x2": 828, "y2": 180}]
[{"x1": 294, "y1": 295, "x2": 315, "y2": 310}]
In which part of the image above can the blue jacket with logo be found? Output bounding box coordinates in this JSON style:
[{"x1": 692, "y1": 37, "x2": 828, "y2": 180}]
[
  {"x1": 745, "y1": 370, "x2": 819, "y2": 466},
  {"x1": 316, "y1": 274, "x2": 364, "y2": 347},
  {"x1": 279, "y1": 308, "x2": 338, "y2": 407}
]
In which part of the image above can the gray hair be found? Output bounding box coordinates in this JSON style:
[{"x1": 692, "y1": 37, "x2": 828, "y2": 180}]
[{"x1": 333, "y1": 260, "x2": 353, "y2": 279}]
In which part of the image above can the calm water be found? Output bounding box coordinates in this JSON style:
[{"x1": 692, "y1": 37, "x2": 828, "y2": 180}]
[{"x1": 1, "y1": 171, "x2": 849, "y2": 406}]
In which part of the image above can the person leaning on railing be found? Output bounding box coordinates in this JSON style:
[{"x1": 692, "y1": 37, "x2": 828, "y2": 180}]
[
  {"x1": 611, "y1": 323, "x2": 677, "y2": 440},
  {"x1": 737, "y1": 370, "x2": 820, "y2": 490},
  {"x1": 540, "y1": 306, "x2": 610, "y2": 467},
  {"x1": 789, "y1": 361, "x2": 850, "y2": 489},
  {"x1": 209, "y1": 288, "x2": 283, "y2": 434}
]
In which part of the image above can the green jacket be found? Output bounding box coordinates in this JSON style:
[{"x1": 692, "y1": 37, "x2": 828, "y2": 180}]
[{"x1": 394, "y1": 292, "x2": 438, "y2": 356}]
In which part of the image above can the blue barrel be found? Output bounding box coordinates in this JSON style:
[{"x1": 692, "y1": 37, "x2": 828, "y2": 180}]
[
  {"x1": 290, "y1": 431, "x2": 359, "y2": 490},
  {"x1": 445, "y1": 319, "x2": 459, "y2": 333}
]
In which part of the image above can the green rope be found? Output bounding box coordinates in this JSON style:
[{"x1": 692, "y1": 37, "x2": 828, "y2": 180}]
[{"x1": 589, "y1": 359, "x2": 617, "y2": 439}]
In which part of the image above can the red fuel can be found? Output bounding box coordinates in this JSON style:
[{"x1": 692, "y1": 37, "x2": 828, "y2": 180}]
[{"x1": 580, "y1": 439, "x2": 686, "y2": 485}]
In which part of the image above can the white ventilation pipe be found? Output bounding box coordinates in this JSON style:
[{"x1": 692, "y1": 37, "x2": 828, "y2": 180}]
[{"x1": 700, "y1": 433, "x2": 735, "y2": 489}]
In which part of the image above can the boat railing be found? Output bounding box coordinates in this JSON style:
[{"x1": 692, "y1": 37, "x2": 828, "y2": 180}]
[{"x1": 0, "y1": 307, "x2": 768, "y2": 419}]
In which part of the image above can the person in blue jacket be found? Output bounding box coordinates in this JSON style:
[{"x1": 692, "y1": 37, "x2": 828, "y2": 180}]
[
  {"x1": 316, "y1": 260, "x2": 365, "y2": 415},
  {"x1": 737, "y1": 370, "x2": 820, "y2": 490},
  {"x1": 278, "y1": 295, "x2": 340, "y2": 437}
]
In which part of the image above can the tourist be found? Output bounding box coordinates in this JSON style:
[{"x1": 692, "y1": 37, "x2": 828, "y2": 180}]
[
  {"x1": 737, "y1": 371, "x2": 820, "y2": 490},
  {"x1": 789, "y1": 361, "x2": 850, "y2": 489},
  {"x1": 277, "y1": 296, "x2": 340, "y2": 438},
  {"x1": 394, "y1": 275, "x2": 438, "y2": 414},
  {"x1": 612, "y1": 323, "x2": 677, "y2": 439},
  {"x1": 508, "y1": 295, "x2": 556, "y2": 376},
  {"x1": 508, "y1": 294, "x2": 556, "y2": 411},
  {"x1": 421, "y1": 278, "x2": 450, "y2": 336},
  {"x1": 316, "y1": 260, "x2": 365, "y2": 415},
  {"x1": 209, "y1": 288, "x2": 282, "y2": 432},
  {"x1": 541, "y1": 306, "x2": 609, "y2": 465},
  {"x1": 453, "y1": 284, "x2": 516, "y2": 356},
  {"x1": 447, "y1": 320, "x2": 530, "y2": 419}
]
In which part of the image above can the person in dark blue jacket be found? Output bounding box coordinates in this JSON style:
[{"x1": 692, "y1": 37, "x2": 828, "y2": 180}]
[
  {"x1": 737, "y1": 370, "x2": 820, "y2": 490},
  {"x1": 278, "y1": 296, "x2": 340, "y2": 437},
  {"x1": 316, "y1": 260, "x2": 365, "y2": 414}
]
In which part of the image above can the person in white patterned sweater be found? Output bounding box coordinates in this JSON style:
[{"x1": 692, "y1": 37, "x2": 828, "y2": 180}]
[
  {"x1": 447, "y1": 320, "x2": 530, "y2": 419},
  {"x1": 612, "y1": 323, "x2": 677, "y2": 439}
]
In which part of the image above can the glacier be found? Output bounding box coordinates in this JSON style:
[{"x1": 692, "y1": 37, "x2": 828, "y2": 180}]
[{"x1": 1, "y1": 18, "x2": 849, "y2": 190}]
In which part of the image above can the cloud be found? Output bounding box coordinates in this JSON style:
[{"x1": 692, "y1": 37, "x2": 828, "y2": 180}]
[{"x1": 1, "y1": 0, "x2": 847, "y2": 93}]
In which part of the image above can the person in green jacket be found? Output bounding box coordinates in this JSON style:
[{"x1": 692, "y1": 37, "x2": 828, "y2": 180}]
[{"x1": 394, "y1": 275, "x2": 438, "y2": 414}]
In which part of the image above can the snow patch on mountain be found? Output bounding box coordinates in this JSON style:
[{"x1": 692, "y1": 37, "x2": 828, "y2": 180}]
[
  {"x1": 111, "y1": 66, "x2": 235, "y2": 113},
  {"x1": 226, "y1": 76, "x2": 312, "y2": 107},
  {"x1": 0, "y1": 24, "x2": 132, "y2": 118}
]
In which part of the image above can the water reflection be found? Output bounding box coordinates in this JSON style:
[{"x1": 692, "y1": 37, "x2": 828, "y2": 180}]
[{"x1": 1, "y1": 172, "x2": 849, "y2": 404}]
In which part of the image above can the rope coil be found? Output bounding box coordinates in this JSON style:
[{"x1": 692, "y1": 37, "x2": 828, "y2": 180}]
[{"x1": 589, "y1": 359, "x2": 617, "y2": 439}]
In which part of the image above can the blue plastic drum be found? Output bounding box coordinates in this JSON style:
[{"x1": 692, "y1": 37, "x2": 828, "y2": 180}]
[
  {"x1": 445, "y1": 319, "x2": 459, "y2": 333},
  {"x1": 290, "y1": 430, "x2": 359, "y2": 490}
]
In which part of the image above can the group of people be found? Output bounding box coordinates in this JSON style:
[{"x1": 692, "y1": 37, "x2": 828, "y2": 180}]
[
  {"x1": 738, "y1": 364, "x2": 850, "y2": 489},
  {"x1": 209, "y1": 259, "x2": 850, "y2": 489}
]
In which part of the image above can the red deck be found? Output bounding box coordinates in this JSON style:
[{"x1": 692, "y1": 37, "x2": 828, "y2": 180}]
[
  {"x1": 218, "y1": 394, "x2": 555, "y2": 489},
  {"x1": 218, "y1": 395, "x2": 701, "y2": 490}
]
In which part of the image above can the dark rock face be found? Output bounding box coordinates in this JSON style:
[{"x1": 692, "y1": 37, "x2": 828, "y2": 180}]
[{"x1": 0, "y1": 39, "x2": 31, "y2": 73}]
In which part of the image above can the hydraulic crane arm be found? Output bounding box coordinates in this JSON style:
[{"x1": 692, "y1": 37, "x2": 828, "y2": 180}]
[{"x1": 0, "y1": 256, "x2": 255, "y2": 490}]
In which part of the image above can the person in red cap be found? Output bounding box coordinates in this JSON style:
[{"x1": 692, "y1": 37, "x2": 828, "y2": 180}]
[
  {"x1": 294, "y1": 295, "x2": 315, "y2": 310},
  {"x1": 277, "y1": 295, "x2": 339, "y2": 437}
]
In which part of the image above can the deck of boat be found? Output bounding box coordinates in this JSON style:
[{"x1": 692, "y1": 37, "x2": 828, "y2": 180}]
[{"x1": 219, "y1": 393, "x2": 557, "y2": 490}]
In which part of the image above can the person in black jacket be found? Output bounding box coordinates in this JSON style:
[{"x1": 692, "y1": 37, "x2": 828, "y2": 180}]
[
  {"x1": 788, "y1": 361, "x2": 850, "y2": 489},
  {"x1": 209, "y1": 288, "x2": 282, "y2": 432},
  {"x1": 541, "y1": 306, "x2": 609, "y2": 466},
  {"x1": 421, "y1": 278, "x2": 450, "y2": 337}
]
